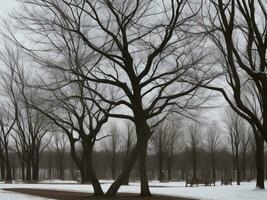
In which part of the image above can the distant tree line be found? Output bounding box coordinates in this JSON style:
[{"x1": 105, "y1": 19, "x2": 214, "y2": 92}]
[{"x1": 0, "y1": 0, "x2": 266, "y2": 197}]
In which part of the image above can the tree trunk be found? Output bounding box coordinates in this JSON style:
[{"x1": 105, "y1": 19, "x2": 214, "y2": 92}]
[
  {"x1": 111, "y1": 150, "x2": 116, "y2": 180},
  {"x1": 255, "y1": 136, "x2": 265, "y2": 189},
  {"x1": 158, "y1": 152, "x2": 163, "y2": 182},
  {"x1": 5, "y1": 159, "x2": 12, "y2": 182},
  {"x1": 80, "y1": 165, "x2": 89, "y2": 183},
  {"x1": 167, "y1": 158, "x2": 172, "y2": 181},
  {"x1": 139, "y1": 141, "x2": 151, "y2": 196},
  {"x1": 236, "y1": 151, "x2": 240, "y2": 185},
  {"x1": 12, "y1": 166, "x2": 16, "y2": 180},
  {"x1": 32, "y1": 159, "x2": 39, "y2": 181},
  {"x1": 122, "y1": 174, "x2": 130, "y2": 185},
  {"x1": 48, "y1": 161, "x2": 52, "y2": 180},
  {"x1": 192, "y1": 146, "x2": 197, "y2": 180},
  {"x1": 106, "y1": 140, "x2": 142, "y2": 196},
  {"x1": 0, "y1": 161, "x2": 5, "y2": 179},
  {"x1": 21, "y1": 162, "x2": 25, "y2": 181},
  {"x1": 211, "y1": 153, "x2": 216, "y2": 181},
  {"x1": 85, "y1": 148, "x2": 104, "y2": 196},
  {"x1": 25, "y1": 160, "x2": 31, "y2": 181}
]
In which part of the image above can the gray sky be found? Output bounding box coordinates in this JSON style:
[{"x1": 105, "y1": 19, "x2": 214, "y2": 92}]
[
  {"x1": 0, "y1": 0, "x2": 17, "y2": 13},
  {"x1": 0, "y1": 0, "x2": 226, "y2": 132}
]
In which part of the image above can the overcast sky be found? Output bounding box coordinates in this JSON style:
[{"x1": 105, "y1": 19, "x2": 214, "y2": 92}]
[
  {"x1": 0, "y1": 0, "x2": 226, "y2": 132},
  {"x1": 0, "y1": 0, "x2": 17, "y2": 13}
]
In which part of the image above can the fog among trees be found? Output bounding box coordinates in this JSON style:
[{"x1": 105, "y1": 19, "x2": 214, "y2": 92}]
[{"x1": 0, "y1": 0, "x2": 266, "y2": 198}]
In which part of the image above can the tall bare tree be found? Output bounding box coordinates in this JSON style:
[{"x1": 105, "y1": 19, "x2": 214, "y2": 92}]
[
  {"x1": 203, "y1": 0, "x2": 267, "y2": 188},
  {"x1": 103, "y1": 123, "x2": 121, "y2": 180},
  {"x1": 8, "y1": 0, "x2": 212, "y2": 196},
  {"x1": 0, "y1": 104, "x2": 16, "y2": 182},
  {"x1": 185, "y1": 123, "x2": 202, "y2": 180},
  {"x1": 225, "y1": 109, "x2": 251, "y2": 185},
  {"x1": 51, "y1": 131, "x2": 68, "y2": 180},
  {"x1": 151, "y1": 120, "x2": 181, "y2": 181},
  {"x1": 206, "y1": 125, "x2": 221, "y2": 181},
  {"x1": 0, "y1": 46, "x2": 51, "y2": 182}
]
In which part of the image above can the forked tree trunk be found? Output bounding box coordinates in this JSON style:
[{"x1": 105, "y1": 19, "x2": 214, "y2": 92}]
[
  {"x1": 106, "y1": 118, "x2": 151, "y2": 197},
  {"x1": 106, "y1": 140, "x2": 142, "y2": 196}
]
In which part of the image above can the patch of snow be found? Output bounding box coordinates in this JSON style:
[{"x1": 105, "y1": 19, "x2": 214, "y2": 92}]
[
  {"x1": 1, "y1": 180, "x2": 267, "y2": 200},
  {"x1": 39, "y1": 180, "x2": 78, "y2": 184},
  {"x1": 0, "y1": 189, "x2": 54, "y2": 200}
]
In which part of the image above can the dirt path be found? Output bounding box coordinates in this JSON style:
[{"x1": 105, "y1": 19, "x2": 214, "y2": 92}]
[{"x1": 3, "y1": 188, "x2": 197, "y2": 200}]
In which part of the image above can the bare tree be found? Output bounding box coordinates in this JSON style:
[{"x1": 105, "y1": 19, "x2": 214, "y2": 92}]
[
  {"x1": 151, "y1": 120, "x2": 180, "y2": 181},
  {"x1": 51, "y1": 131, "x2": 68, "y2": 180},
  {"x1": 206, "y1": 125, "x2": 221, "y2": 181},
  {"x1": 202, "y1": 0, "x2": 267, "y2": 189},
  {"x1": 31, "y1": 70, "x2": 111, "y2": 195},
  {"x1": 185, "y1": 123, "x2": 202, "y2": 180},
  {"x1": 103, "y1": 123, "x2": 121, "y2": 180},
  {"x1": 225, "y1": 109, "x2": 251, "y2": 185},
  {"x1": 9, "y1": 0, "x2": 212, "y2": 196},
  {"x1": 165, "y1": 122, "x2": 181, "y2": 181},
  {"x1": 0, "y1": 104, "x2": 16, "y2": 182},
  {"x1": 151, "y1": 122, "x2": 167, "y2": 182},
  {"x1": 240, "y1": 128, "x2": 251, "y2": 181},
  {"x1": 0, "y1": 46, "x2": 51, "y2": 182}
]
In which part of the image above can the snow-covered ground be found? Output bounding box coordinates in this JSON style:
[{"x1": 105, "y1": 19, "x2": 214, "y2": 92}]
[
  {"x1": 0, "y1": 187, "x2": 53, "y2": 200},
  {"x1": 0, "y1": 180, "x2": 267, "y2": 200}
]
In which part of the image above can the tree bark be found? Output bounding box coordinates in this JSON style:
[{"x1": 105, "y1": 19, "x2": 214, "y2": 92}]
[
  {"x1": 139, "y1": 141, "x2": 151, "y2": 196},
  {"x1": 211, "y1": 154, "x2": 216, "y2": 181},
  {"x1": 21, "y1": 162, "x2": 25, "y2": 181},
  {"x1": 84, "y1": 148, "x2": 104, "y2": 196},
  {"x1": 236, "y1": 148, "x2": 241, "y2": 185},
  {"x1": 5, "y1": 151, "x2": 12, "y2": 182},
  {"x1": 192, "y1": 146, "x2": 197, "y2": 180},
  {"x1": 32, "y1": 156, "x2": 39, "y2": 181},
  {"x1": 106, "y1": 140, "x2": 142, "y2": 196},
  {"x1": 167, "y1": 158, "x2": 172, "y2": 181},
  {"x1": 0, "y1": 161, "x2": 5, "y2": 179},
  {"x1": 25, "y1": 160, "x2": 31, "y2": 181},
  {"x1": 255, "y1": 136, "x2": 265, "y2": 189},
  {"x1": 158, "y1": 152, "x2": 163, "y2": 182}
]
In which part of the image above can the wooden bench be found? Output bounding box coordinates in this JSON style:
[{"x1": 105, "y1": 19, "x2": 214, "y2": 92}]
[
  {"x1": 201, "y1": 178, "x2": 216, "y2": 186},
  {"x1": 221, "y1": 178, "x2": 232, "y2": 185},
  {"x1": 186, "y1": 178, "x2": 215, "y2": 187}
]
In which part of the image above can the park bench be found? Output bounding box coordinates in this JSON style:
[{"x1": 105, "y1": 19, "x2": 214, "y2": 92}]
[
  {"x1": 221, "y1": 178, "x2": 232, "y2": 185},
  {"x1": 186, "y1": 178, "x2": 215, "y2": 187},
  {"x1": 202, "y1": 178, "x2": 216, "y2": 186}
]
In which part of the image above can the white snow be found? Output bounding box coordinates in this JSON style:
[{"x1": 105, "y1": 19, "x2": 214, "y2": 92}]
[
  {"x1": 0, "y1": 187, "x2": 53, "y2": 200},
  {"x1": 1, "y1": 180, "x2": 267, "y2": 200}
]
